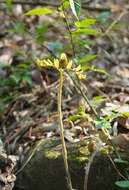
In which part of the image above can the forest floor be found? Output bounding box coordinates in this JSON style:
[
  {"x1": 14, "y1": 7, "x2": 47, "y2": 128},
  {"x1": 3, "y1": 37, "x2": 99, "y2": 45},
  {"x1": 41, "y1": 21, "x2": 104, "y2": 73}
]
[{"x1": 0, "y1": 0, "x2": 129, "y2": 189}]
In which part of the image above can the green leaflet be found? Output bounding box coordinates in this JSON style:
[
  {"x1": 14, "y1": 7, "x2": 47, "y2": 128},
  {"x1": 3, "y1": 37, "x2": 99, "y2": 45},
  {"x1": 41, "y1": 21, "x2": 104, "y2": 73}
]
[
  {"x1": 25, "y1": 7, "x2": 54, "y2": 16},
  {"x1": 75, "y1": 18, "x2": 96, "y2": 28},
  {"x1": 69, "y1": 0, "x2": 81, "y2": 19},
  {"x1": 73, "y1": 28, "x2": 98, "y2": 35},
  {"x1": 114, "y1": 158, "x2": 128, "y2": 164},
  {"x1": 95, "y1": 117, "x2": 111, "y2": 129},
  {"x1": 81, "y1": 65, "x2": 109, "y2": 76},
  {"x1": 78, "y1": 54, "x2": 97, "y2": 64},
  {"x1": 73, "y1": 17, "x2": 99, "y2": 35},
  {"x1": 115, "y1": 181, "x2": 129, "y2": 188}
]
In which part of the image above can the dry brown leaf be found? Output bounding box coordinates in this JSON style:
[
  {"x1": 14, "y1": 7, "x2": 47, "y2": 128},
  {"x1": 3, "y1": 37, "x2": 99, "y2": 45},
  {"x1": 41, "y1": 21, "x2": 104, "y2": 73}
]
[
  {"x1": 110, "y1": 4, "x2": 122, "y2": 12},
  {"x1": 112, "y1": 133, "x2": 129, "y2": 150},
  {"x1": 118, "y1": 116, "x2": 129, "y2": 130}
]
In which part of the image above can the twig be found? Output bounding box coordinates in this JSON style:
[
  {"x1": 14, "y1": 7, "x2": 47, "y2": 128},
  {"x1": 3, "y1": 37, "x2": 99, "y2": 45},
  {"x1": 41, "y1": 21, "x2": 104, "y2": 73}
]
[
  {"x1": 72, "y1": 75, "x2": 98, "y2": 117},
  {"x1": 104, "y1": 10, "x2": 128, "y2": 35},
  {"x1": 107, "y1": 154, "x2": 127, "y2": 180},
  {"x1": 78, "y1": 80, "x2": 98, "y2": 117},
  {"x1": 1, "y1": 100, "x2": 18, "y2": 136},
  {"x1": 15, "y1": 138, "x2": 45, "y2": 175},
  {"x1": 5, "y1": 124, "x2": 34, "y2": 145},
  {"x1": 83, "y1": 150, "x2": 98, "y2": 190},
  {"x1": 83, "y1": 151, "x2": 127, "y2": 190}
]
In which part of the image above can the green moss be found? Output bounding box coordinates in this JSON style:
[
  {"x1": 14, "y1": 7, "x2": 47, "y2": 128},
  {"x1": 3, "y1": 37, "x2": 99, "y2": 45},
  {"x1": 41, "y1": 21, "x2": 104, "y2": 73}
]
[
  {"x1": 73, "y1": 155, "x2": 88, "y2": 164},
  {"x1": 78, "y1": 146, "x2": 89, "y2": 155},
  {"x1": 44, "y1": 149, "x2": 61, "y2": 159},
  {"x1": 68, "y1": 146, "x2": 89, "y2": 165},
  {"x1": 69, "y1": 154, "x2": 88, "y2": 166},
  {"x1": 40, "y1": 139, "x2": 90, "y2": 166}
]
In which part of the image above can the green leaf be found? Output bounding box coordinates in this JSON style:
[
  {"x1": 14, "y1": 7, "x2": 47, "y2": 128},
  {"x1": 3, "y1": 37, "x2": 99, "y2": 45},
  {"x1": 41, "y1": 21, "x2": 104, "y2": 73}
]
[
  {"x1": 115, "y1": 181, "x2": 129, "y2": 188},
  {"x1": 8, "y1": 21, "x2": 26, "y2": 35},
  {"x1": 91, "y1": 96, "x2": 106, "y2": 108},
  {"x1": 68, "y1": 114, "x2": 82, "y2": 121},
  {"x1": 81, "y1": 65, "x2": 109, "y2": 76},
  {"x1": 25, "y1": 7, "x2": 54, "y2": 16},
  {"x1": 77, "y1": 105, "x2": 85, "y2": 113},
  {"x1": 121, "y1": 112, "x2": 129, "y2": 117},
  {"x1": 35, "y1": 25, "x2": 47, "y2": 34},
  {"x1": 73, "y1": 18, "x2": 99, "y2": 35},
  {"x1": 68, "y1": 112, "x2": 91, "y2": 122},
  {"x1": 114, "y1": 158, "x2": 129, "y2": 164},
  {"x1": 95, "y1": 117, "x2": 111, "y2": 129},
  {"x1": 2, "y1": 95, "x2": 14, "y2": 104},
  {"x1": 5, "y1": 0, "x2": 12, "y2": 10},
  {"x1": 34, "y1": 24, "x2": 47, "y2": 44},
  {"x1": 73, "y1": 28, "x2": 99, "y2": 35},
  {"x1": 47, "y1": 41, "x2": 63, "y2": 53},
  {"x1": 22, "y1": 75, "x2": 32, "y2": 86},
  {"x1": 10, "y1": 72, "x2": 21, "y2": 84},
  {"x1": 75, "y1": 18, "x2": 96, "y2": 28},
  {"x1": 90, "y1": 66, "x2": 109, "y2": 75},
  {"x1": 69, "y1": 0, "x2": 81, "y2": 19},
  {"x1": 78, "y1": 54, "x2": 97, "y2": 64},
  {"x1": 59, "y1": 0, "x2": 70, "y2": 11}
]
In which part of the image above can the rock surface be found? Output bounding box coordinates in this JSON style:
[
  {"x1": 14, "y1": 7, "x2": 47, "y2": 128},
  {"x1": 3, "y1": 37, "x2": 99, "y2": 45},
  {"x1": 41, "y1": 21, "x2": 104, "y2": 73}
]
[{"x1": 15, "y1": 138, "x2": 128, "y2": 190}]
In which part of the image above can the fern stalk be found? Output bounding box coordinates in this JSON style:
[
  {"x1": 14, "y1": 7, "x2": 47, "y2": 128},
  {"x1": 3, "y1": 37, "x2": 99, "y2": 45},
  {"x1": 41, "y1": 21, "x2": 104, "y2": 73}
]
[{"x1": 58, "y1": 69, "x2": 73, "y2": 190}]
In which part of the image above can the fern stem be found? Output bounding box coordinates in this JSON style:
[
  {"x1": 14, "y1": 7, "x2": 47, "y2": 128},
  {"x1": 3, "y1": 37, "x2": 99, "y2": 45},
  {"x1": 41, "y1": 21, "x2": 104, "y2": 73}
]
[{"x1": 58, "y1": 69, "x2": 73, "y2": 190}]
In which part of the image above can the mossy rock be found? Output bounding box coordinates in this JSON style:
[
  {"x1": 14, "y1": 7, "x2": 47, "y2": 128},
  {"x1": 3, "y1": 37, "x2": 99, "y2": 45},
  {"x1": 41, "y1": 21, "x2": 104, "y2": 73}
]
[{"x1": 15, "y1": 138, "x2": 129, "y2": 190}]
